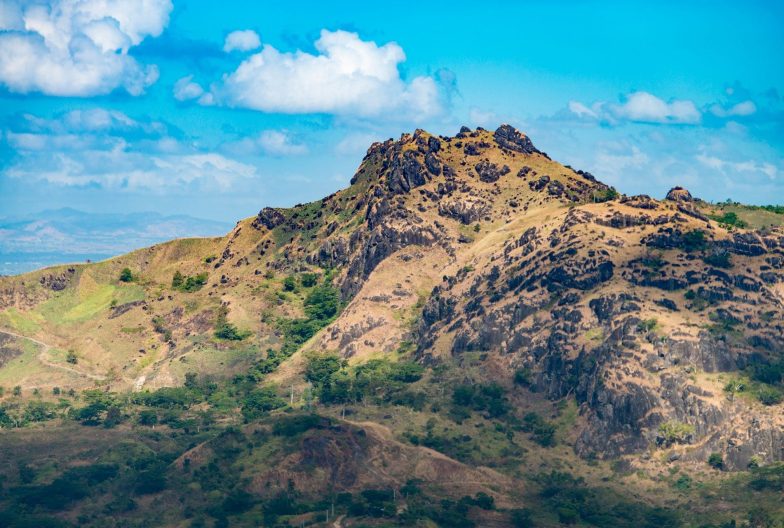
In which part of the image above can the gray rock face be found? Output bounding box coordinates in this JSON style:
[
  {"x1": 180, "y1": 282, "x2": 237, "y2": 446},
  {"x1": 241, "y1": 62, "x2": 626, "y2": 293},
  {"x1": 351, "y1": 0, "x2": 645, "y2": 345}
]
[
  {"x1": 252, "y1": 207, "x2": 286, "y2": 230},
  {"x1": 493, "y1": 124, "x2": 541, "y2": 154}
]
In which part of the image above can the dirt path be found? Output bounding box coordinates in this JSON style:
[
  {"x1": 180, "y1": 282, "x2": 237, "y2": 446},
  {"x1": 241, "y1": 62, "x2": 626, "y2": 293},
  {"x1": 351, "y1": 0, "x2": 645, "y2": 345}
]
[
  {"x1": 332, "y1": 514, "x2": 345, "y2": 527},
  {"x1": 0, "y1": 328, "x2": 106, "y2": 382}
]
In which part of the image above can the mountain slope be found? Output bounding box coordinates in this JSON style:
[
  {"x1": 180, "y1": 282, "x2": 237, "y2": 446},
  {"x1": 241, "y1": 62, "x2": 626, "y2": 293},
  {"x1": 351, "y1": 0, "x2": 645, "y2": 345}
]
[{"x1": 0, "y1": 125, "x2": 783, "y2": 526}]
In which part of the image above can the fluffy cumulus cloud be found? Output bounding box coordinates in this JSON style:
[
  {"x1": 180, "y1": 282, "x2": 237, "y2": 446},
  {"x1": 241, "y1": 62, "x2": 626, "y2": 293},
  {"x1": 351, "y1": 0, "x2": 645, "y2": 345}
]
[
  {"x1": 2, "y1": 109, "x2": 256, "y2": 190},
  {"x1": 223, "y1": 29, "x2": 260, "y2": 52},
  {"x1": 173, "y1": 75, "x2": 213, "y2": 105},
  {"x1": 568, "y1": 91, "x2": 701, "y2": 125},
  {"x1": 0, "y1": 0, "x2": 172, "y2": 96},
  {"x1": 200, "y1": 29, "x2": 445, "y2": 121}
]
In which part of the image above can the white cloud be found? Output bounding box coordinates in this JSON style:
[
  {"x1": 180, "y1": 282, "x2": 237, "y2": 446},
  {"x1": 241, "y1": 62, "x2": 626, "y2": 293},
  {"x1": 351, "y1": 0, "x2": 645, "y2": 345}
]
[
  {"x1": 223, "y1": 29, "x2": 260, "y2": 52},
  {"x1": 468, "y1": 107, "x2": 501, "y2": 128},
  {"x1": 567, "y1": 101, "x2": 599, "y2": 119},
  {"x1": 709, "y1": 100, "x2": 757, "y2": 118},
  {"x1": 696, "y1": 153, "x2": 778, "y2": 180},
  {"x1": 6, "y1": 148, "x2": 256, "y2": 190},
  {"x1": 205, "y1": 29, "x2": 444, "y2": 120},
  {"x1": 568, "y1": 91, "x2": 701, "y2": 125},
  {"x1": 3, "y1": 109, "x2": 256, "y2": 190},
  {"x1": 335, "y1": 132, "x2": 385, "y2": 156},
  {"x1": 224, "y1": 130, "x2": 308, "y2": 157},
  {"x1": 0, "y1": 0, "x2": 172, "y2": 96},
  {"x1": 614, "y1": 92, "x2": 701, "y2": 124},
  {"x1": 174, "y1": 75, "x2": 205, "y2": 101},
  {"x1": 594, "y1": 145, "x2": 649, "y2": 181},
  {"x1": 257, "y1": 130, "x2": 307, "y2": 156}
]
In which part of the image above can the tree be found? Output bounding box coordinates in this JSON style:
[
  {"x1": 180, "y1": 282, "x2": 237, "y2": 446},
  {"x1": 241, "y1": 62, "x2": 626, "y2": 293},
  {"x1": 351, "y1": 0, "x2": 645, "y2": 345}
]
[
  {"x1": 119, "y1": 268, "x2": 133, "y2": 282},
  {"x1": 66, "y1": 350, "x2": 78, "y2": 364},
  {"x1": 172, "y1": 271, "x2": 184, "y2": 288}
]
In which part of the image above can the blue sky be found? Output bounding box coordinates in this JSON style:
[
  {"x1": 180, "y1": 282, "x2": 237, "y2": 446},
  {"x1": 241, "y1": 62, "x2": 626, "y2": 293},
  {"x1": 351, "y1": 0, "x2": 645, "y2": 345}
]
[{"x1": 1, "y1": 0, "x2": 783, "y2": 223}]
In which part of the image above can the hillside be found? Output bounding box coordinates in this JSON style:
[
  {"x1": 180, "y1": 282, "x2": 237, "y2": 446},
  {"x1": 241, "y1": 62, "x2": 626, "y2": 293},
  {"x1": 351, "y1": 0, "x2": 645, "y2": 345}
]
[{"x1": 0, "y1": 125, "x2": 783, "y2": 527}]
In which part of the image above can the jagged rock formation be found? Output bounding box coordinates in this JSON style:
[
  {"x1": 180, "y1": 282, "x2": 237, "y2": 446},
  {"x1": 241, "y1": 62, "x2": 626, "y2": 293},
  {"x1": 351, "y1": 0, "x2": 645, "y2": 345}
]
[{"x1": 1, "y1": 125, "x2": 782, "y2": 473}]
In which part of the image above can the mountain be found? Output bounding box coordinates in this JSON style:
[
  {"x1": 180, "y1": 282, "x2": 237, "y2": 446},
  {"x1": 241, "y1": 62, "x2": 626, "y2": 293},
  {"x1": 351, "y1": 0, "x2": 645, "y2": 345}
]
[
  {"x1": 0, "y1": 125, "x2": 782, "y2": 527},
  {"x1": 0, "y1": 208, "x2": 234, "y2": 275}
]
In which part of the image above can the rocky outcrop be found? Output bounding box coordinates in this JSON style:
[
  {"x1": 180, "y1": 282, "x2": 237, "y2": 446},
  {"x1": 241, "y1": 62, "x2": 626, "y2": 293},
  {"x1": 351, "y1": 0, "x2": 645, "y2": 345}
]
[
  {"x1": 252, "y1": 207, "x2": 286, "y2": 230},
  {"x1": 493, "y1": 124, "x2": 541, "y2": 155}
]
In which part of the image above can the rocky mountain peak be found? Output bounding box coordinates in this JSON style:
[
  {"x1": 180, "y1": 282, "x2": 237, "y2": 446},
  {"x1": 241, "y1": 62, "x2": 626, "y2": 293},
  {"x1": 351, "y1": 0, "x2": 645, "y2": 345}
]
[{"x1": 665, "y1": 186, "x2": 694, "y2": 202}]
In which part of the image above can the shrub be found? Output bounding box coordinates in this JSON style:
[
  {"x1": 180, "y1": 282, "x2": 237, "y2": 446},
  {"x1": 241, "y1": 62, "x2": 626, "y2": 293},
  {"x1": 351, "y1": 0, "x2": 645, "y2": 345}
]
[
  {"x1": 24, "y1": 401, "x2": 57, "y2": 423},
  {"x1": 214, "y1": 306, "x2": 250, "y2": 341},
  {"x1": 241, "y1": 387, "x2": 285, "y2": 420},
  {"x1": 282, "y1": 276, "x2": 296, "y2": 291},
  {"x1": 182, "y1": 273, "x2": 208, "y2": 292},
  {"x1": 66, "y1": 350, "x2": 78, "y2": 364},
  {"x1": 657, "y1": 420, "x2": 695, "y2": 446},
  {"x1": 703, "y1": 249, "x2": 733, "y2": 268},
  {"x1": 304, "y1": 354, "x2": 343, "y2": 386},
  {"x1": 510, "y1": 508, "x2": 535, "y2": 528},
  {"x1": 756, "y1": 386, "x2": 783, "y2": 406},
  {"x1": 592, "y1": 187, "x2": 619, "y2": 202},
  {"x1": 119, "y1": 268, "x2": 134, "y2": 282},
  {"x1": 637, "y1": 318, "x2": 658, "y2": 333},
  {"x1": 513, "y1": 367, "x2": 533, "y2": 387},
  {"x1": 451, "y1": 383, "x2": 509, "y2": 418},
  {"x1": 521, "y1": 412, "x2": 557, "y2": 447},
  {"x1": 304, "y1": 284, "x2": 340, "y2": 321},
  {"x1": 708, "y1": 452, "x2": 724, "y2": 470},
  {"x1": 271, "y1": 414, "x2": 325, "y2": 436},
  {"x1": 172, "y1": 272, "x2": 208, "y2": 292},
  {"x1": 300, "y1": 273, "x2": 318, "y2": 288},
  {"x1": 682, "y1": 230, "x2": 707, "y2": 252},
  {"x1": 710, "y1": 211, "x2": 748, "y2": 228}
]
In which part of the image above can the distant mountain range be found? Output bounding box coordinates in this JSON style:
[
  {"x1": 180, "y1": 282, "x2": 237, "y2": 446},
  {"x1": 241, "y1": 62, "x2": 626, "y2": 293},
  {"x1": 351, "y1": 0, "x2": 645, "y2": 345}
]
[{"x1": 0, "y1": 208, "x2": 233, "y2": 275}]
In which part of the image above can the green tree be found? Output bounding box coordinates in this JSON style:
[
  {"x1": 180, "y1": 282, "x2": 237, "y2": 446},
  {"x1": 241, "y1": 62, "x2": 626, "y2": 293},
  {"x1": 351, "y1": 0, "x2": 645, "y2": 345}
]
[
  {"x1": 172, "y1": 271, "x2": 184, "y2": 288},
  {"x1": 119, "y1": 268, "x2": 133, "y2": 282}
]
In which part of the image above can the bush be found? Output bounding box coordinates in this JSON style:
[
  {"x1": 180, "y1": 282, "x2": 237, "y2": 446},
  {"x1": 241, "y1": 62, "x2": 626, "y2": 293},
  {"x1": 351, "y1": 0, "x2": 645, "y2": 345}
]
[
  {"x1": 682, "y1": 230, "x2": 707, "y2": 252},
  {"x1": 756, "y1": 386, "x2": 783, "y2": 406},
  {"x1": 137, "y1": 387, "x2": 199, "y2": 409},
  {"x1": 451, "y1": 383, "x2": 509, "y2": 418},
  {"x1": 282, "y1": 276, "x2": 296, "y2": 292},
  {"x1": 241, "y1": 387, "x2": 285, "y2": 420},
  {"x1": 708, "y1": 452, "x2": 724, "y2": 470},
  {"x1": 511, "y1": 508, "x2": 535, "y2": 528},
  {"x1": 657, "y1": 420, "x2": 695, "y2": 446},
  {"x1": 710, "y1": 211, "x2": 748, "y2": 228},
  {"x1": 593, "y1": 187, "x2": 619, "y2": 202},
  {"x1": 214, "y1": 306, "x2": 251, "y2": 341},
  {"x1": 300, "y1": 273, "x2": 318, "y2": 288},
  {"x1": 304, "y1": 284, "x2": 340, "y2": 321},
  {"x1": 304, "y1": 354, "x2": 343, "y2": 386},
  {"x1": 513, "y1": 368, "x2": 533, "y2": 387},
  {"x1": 703, "y1": 250, "x2": 733, "y2": 268},
  {"x1": 521, "y1": 412, "x2": 557, "y2": 447},
  {"x1": 637, "y1": 318, "x2": 658, "y2": 333},
  {"x1": 119, "y1": 268, "x2": 134, "y2": 282},
  {"x1": 271, "y1": 414, "x2": 325, "y2": 436},
  {"x1": 173, "y1": 272, "x2": 208, "y2": 292},
  {"x1": 66, "y1": 350, "x2": 78, "y2": 364}
]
